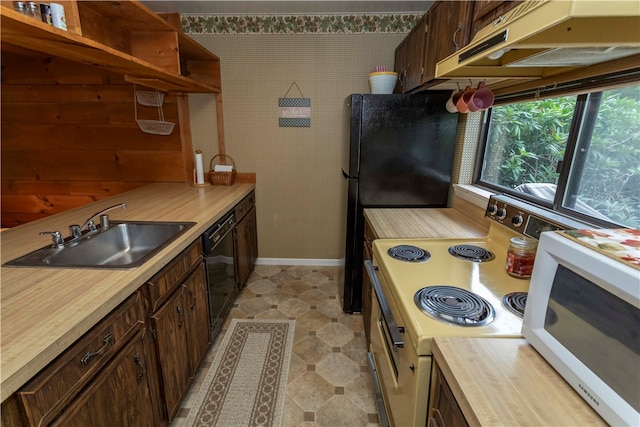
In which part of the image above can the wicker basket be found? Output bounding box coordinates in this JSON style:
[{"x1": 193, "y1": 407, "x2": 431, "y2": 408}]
[{"x1": 209, "y1": 154, "x2": 236, "y2": 186}]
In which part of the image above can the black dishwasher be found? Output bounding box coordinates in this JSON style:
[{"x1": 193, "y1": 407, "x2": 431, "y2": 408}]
[{"x1": 202, "y1": 212, "x2": 236, "y2": 339}]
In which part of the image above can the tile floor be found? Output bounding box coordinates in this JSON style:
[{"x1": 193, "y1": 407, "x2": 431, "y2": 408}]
[{"x1": 170, "y1": 265, "x2": 380, "y2": 427}]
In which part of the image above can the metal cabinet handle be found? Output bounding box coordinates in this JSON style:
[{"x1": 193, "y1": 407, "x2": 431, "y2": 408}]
[
  {"x1": 492, "y1": 15, "x2": 505, "y2": 26},
  {"x1": 134, "y1": 353, "x2": 146, "y2": 385},
  {"x1": 80, "y1": 331, "x2": 114, "y2": 366},
  {"x1": 177, "y1": 305, "x2": 184, "y2": 328},
  {"x1": 364, "y1": 260, "x2": 404, "y2": 348},
  {"x1": 189, "y1": 289, "x2": 196, "y2": 310},
  {"x1": 452, "y1": 21, "x2": 462, "y2": 51}
]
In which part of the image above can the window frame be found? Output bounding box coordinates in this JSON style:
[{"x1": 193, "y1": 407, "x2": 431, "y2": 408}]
[{"x1": 473, "y1": 90, "x2": 631, "y2": 229}]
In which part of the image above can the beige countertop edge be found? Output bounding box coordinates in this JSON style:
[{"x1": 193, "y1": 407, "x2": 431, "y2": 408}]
[
  {"x1": 432, "y1": 337, "x2": 607, "y2": 427},
  {"x1": 0, "y1": 182, "x2": 255, "y2": 402}
]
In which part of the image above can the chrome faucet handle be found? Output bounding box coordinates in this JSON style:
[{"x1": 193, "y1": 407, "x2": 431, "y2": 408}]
[
  {"x1": 80, "y1": 203, "x2": 127, "y2": 232},
  {"x1": 40, "y1": 231, "x2": 65, "y2": 249},
  {"x1": 69, "y1": 224, "x2": 82, "y2": 239}
]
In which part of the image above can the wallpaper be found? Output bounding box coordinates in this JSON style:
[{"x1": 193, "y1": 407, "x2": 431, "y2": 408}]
[{"x1": 181, "y1": 13, "x2": 422, "y2": 34}]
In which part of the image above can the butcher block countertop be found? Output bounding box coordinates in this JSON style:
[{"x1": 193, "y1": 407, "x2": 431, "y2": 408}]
[
  {"x1": 364, "y1": 198, "x2": 489, "y2": 239},
  {"x1": 0, "y1": 182, "x2": 254, "y2": 402},
  {"x1": 433, "y1": 337, "x2": 607, "y2": 426}
]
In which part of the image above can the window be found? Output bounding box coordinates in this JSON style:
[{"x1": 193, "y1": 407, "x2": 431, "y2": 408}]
[{"x1": 476, "y1": 84, "x2": 640, "y2": 229}]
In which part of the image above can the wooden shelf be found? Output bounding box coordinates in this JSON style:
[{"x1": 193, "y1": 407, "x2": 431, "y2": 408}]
[{"x1": 0, "y1": 1, "x2": 220, "y2": 93}]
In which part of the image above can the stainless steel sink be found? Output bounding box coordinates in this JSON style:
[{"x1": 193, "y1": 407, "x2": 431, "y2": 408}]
[{"x1": 4, "y1": 221, "x2": 196, "y2": 269}]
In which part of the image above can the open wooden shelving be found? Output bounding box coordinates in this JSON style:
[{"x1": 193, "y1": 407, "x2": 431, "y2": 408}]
[{"x1": 0, "y1": 0, "x2": 220, "y2": 93}]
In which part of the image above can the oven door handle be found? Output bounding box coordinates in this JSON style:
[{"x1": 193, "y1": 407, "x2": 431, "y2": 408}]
[{"x1": 365, "y1": 260, "x2": 404, "y2": 348}]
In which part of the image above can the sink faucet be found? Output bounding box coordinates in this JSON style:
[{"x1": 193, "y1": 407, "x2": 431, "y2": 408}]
[
  {"x1": 39, "y1": 231, "x2": 65, "y2": 249},
  {"x1": 77, "y1": 203, "x2": 127, "y2": 233},
  {"x1": 40, "y1": 203, "x2": 127, "y2": 248}
]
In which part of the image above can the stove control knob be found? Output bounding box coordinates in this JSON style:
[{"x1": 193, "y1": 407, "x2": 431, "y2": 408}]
[
  {"x1": 487, "y1": 203, "x2": 498, "y2": 216},
  {"x1": 496, "y1": 208, "x2": 507, "y2": 220},
  {"x1": 511, "y1": 214, "x2": 524, "y2": 227}
]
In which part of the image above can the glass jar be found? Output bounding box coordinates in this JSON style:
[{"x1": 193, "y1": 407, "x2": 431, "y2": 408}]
[
  {"x1": 26, "y1": 1, "x2": 41, "y2": 19},
  {"x1": 506, "y1": 237, "x2": 538, "y2": 278},
  {"x1": 13, "y1": 1, "x2": 28, "y2": 15}
]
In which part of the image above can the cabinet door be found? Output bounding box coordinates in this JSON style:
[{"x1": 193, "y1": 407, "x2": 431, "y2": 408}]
[
  {"x1": 393, "y1": 38, "x2": 408, "y2": 92},
  {"x1": 184, "y1": 262, "x2": 211, "y2": 376},
  {"x1": 470, "y1": 1, "x2": 522, "y2": 39},
  {"x1": 51, "y1": 330, "x2": 157, "y2": 427},
  {"x1": 394, "y1": 13, "x2": 428, "y2": 93},
  {"x1": 151, "y1": 287, "x2": 191, "y2": 420},
  {"x1": 405, "y1": 14, "x2": 428, "y2": 91},
  {"x1": 428, "y1": 366, "x2": 469, "y2": 427},
  {"x1": 235, "y1": 205, "x2": 257, "y2": 288},
  {"x1": 422, "y1": 1, "x2": 474, "y2": 83}
]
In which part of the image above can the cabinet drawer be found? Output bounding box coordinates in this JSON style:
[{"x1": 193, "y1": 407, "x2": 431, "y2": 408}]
[
  {"x1": 15, "y1": 291, "x2": 144, "y2": 427},
  {"x1": 235, "y1": 191, "x2": 255, "y2": 221},
  {"x1": 146, "y1": 239, "x2": 203, "y2": 311}
]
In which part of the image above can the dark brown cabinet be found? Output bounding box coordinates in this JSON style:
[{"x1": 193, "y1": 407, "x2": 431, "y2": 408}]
[
  {"x1": 395, "y1": 0, "x2": 483, "y2": 92},
  {"x1": 394, "y1": 13, "x2": 428, "y2": 93},
  {"x1": 0, "y1": 238, "x2": 212, "y2": 427},
  {"x1": 184, "y1": 263, "x2": 211, "y2": 376},
  {"x1": 235, "y1": 191, "x2": 258, "y2": 288},
  {"x1": 48, "y1": 330, "x2": 157, "y2": 427},
  {"x1": 470, "y1": 1, "x2": 523, "y2": 40},
  {"x1": 422, "y1": 1, "x2": 474, "y2": 84},
  {"x1": 151, "y1": 286, "x2": 192, "y2": 420},
  {"x1": 148, "y1": 239, "x2": 210, "y2": 422},
  {"x1": 428, "y1": 365, "x2": 469, "y2": 427},
  {"x1": 1, "y1": 291, "x2": 162, "y2": 427}
]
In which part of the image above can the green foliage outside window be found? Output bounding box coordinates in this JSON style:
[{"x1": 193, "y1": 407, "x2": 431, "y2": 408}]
[{"x1": 481, "y1": 86, "x2": 640, "y2": 229}]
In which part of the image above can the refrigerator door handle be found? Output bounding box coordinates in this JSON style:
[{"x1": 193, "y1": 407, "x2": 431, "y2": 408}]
[{"x1": 342, "y1": 170, "x2": 357, "y2": 180}]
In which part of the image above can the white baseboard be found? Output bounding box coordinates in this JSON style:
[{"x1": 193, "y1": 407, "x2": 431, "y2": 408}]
[{"x1": 255, "y1": 258, "x2": 345, "y2": 267}]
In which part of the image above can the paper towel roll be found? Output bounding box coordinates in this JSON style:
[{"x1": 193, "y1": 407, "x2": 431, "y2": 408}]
[{"x1": 195, "y1": 150, "x2": 205, "y2": 184}]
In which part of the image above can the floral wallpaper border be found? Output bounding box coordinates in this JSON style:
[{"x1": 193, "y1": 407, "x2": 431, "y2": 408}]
[{"x1": 181, "y1": 14, "x2": 422, "y2": 34}]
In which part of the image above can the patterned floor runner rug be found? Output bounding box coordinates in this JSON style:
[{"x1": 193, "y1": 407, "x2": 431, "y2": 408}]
[{"x1": 185, "y1": 319, "x2": 295, "y2": 427}]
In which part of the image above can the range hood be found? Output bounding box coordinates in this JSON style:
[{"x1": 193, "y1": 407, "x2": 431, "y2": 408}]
[{"x1": 436, "y1": 0, "x2": 640, "y2": 80}]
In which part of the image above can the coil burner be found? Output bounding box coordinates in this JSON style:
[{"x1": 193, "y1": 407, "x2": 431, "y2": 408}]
[
  {"x1": 502, "y1": 292, "x2": 528, "y2": 318},
  {"x1": 414, "y1": 286, "x2": 495, "y2": 326},
  {"x1": 448, "y1": 244, "x2": 495, "y2": 262},
  {"x1": 388, "y1": 245, "x2": 431, "y2": 263}
]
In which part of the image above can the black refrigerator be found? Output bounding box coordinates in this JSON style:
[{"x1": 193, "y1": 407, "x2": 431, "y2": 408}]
[{"x1": 341, "y1": 92, "x2": 459, "y2": 313}]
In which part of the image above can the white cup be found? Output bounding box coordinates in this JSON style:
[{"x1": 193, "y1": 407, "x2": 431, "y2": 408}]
[
  {"x1": 50, "y1": 3, "x2": 67, "y2": 31},
  {"x1": 445, "y1": 90, "x2": 462, "y2": 113}
]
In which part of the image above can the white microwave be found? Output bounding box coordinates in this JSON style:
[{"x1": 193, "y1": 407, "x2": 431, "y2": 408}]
[{"x1": 522, "y1": 230, "x2": 640, "y2": 426}]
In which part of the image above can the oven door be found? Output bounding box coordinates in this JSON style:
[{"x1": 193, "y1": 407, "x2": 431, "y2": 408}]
[{"x1": 366, "y1": 260, "x2": 431, "y2": 427}]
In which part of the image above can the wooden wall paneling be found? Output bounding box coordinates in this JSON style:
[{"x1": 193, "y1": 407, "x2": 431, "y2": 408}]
[
  {"x1": 114, "y1": 151, "x2": 187, "y2": 181},
  {"x1": 1, "y1": 194, "x2": 107, "y2": 215},
  {"x1": 183, "y1": 60, "x2": 221, "y2": 90},
  {"x1": 1, "y1": 150, "x2": 119, "y2": 181},
  {"x1": 0, "y1": 51, "x2": 122, "y2": 85},
  {"x1": 130, "y1": 31, "x2": 180, "y2": 74},
  {"x1": 1, "y1": 123, "x2": 182, "y2": 152},
  {"x1": 76, "y1": 3, "x2": 131, "y2": 54},
  {"x1": 1, "y1": 48, "x2": 192, "y2": 228},
  {"x1": 1, "y1": 180, "x2": 149, "y2": 196}
]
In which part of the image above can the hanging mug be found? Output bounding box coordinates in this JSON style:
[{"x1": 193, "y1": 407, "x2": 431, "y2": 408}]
[
  {"x1": 468, "y1": 81, "x2": 495, "y2": 112},
  {"x1": 445, "y1": 90, "x2": 462, "y2": 113},
  {"x1": 456, "y1": 85, "x2": 475, "y2": 113}
]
